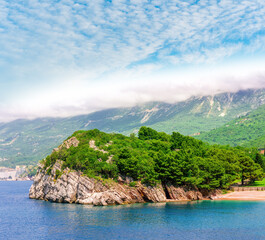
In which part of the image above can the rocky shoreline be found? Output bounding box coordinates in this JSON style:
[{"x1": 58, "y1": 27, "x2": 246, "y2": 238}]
[{"x1": 29, "y1": 160, "x2": 221, "y2": 206}]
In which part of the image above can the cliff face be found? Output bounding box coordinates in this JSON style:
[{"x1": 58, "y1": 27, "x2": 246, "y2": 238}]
[{"x1": 29, "y1": 160, "x2": 220, "y2": 206}]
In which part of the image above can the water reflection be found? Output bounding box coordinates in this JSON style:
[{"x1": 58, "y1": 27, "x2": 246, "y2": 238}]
[{"x1": 39, "y1": 199, "x2": 265, "y2": 228}]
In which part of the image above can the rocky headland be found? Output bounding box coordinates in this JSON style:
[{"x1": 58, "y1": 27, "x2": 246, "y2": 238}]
[
  {"x1": 29, "y1": 159, "x2": 221, "y2": 206},
  {"x1": 29, "y1": 126, "x2": 261, "y2": 206}
]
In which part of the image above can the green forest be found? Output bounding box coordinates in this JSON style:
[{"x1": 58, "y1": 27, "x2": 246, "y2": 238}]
[
  {"x1": 42, "y1": 127, "x2": 265, "y2": 190},
  {"x1": 197, "y1": 104, "x2": 265, "y2": 148}
]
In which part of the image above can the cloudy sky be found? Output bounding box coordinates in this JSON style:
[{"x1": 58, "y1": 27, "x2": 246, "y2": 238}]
[{"x1": 1, "y1": 0, "x2": 265, "y2": 121}]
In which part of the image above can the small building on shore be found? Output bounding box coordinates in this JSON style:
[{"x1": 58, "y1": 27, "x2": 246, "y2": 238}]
[
  {"x1": 0, "y1": 166, "x2": 27, "y2": 180},
  {"x1": 0, "y1": 167, "x2": 17, "y2": 180}
]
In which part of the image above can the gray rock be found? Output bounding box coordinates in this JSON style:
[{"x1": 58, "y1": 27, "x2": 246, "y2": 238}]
[{"x1": 29, "y1": 160, "x2": 220, "y2": 205}]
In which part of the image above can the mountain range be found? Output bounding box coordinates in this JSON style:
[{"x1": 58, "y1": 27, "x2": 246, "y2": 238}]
[{"x1": 1, "y1": 88, "x2": 265, "y2": 167}]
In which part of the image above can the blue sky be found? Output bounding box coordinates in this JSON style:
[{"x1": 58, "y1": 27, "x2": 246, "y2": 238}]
[{"x1": 0, "y1": 0, "x2": 265, "y2": 121}]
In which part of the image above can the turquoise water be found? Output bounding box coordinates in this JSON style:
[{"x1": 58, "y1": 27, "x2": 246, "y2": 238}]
[{"x1": 0, "y1": 181, "x2": 265, "y2": 240}]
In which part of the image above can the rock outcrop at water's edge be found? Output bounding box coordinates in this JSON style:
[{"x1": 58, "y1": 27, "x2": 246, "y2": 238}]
[{"x1": 29, "y1": 160, "x2": 221, "y2": 206}]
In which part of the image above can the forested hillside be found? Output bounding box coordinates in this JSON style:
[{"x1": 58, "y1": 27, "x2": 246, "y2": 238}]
[
  {"x1": 42, "y1": 127, "x2": 265, "y2": 190},
  {"x1": 197, "y1": 104, "x2": 265, "y2": 148}
]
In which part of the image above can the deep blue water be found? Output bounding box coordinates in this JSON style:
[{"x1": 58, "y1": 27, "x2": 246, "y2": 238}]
[{"x1": 0, "y1": 181, "x2": 265, "y2": 240}]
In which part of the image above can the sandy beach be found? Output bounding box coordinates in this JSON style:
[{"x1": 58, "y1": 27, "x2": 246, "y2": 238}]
[{"x1": 218, "y1": 191, "x2": 265, "y2": 201}]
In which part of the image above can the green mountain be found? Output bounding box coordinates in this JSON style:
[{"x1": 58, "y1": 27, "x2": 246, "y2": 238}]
[
  {"x1": 197, "y1": 104, "x2": 265, "y2": 148},
  {"x1": 1, "y1": 88, "x2": 265, "y2": 167}
]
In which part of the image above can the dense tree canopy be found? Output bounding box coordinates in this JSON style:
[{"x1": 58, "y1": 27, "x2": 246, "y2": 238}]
[{"x1": 42, "y1": 127, "x2": 265, "y2": 190}]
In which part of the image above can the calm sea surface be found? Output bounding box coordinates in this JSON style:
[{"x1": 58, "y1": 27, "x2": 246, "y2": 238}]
[{"x1": 0, "y1": 181, "x2": 265, "y2": 240}]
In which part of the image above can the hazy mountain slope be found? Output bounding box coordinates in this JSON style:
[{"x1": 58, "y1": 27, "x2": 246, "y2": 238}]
[
  {"x1": 147, "y1": 89, "x2": 265, "y2": 135},
  {"x1": 1, "y1": 88, "x2": 265, "y2": 167},
  {"x1": 197, "y1": 104, "x2": 265, "y2": 148}
]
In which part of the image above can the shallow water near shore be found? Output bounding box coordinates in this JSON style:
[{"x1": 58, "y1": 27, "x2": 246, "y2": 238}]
[{"x1": 1, "y1": 181, "x2": 265, "y2": 240}]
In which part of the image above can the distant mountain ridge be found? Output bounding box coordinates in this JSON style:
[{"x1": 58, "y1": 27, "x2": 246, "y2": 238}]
[{"x1": 1, "y1": 88, "x2": 265, "y2": 167}]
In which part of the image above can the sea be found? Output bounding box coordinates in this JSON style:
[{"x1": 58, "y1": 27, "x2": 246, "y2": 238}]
[{"x1": 0, "y1": 181, "x2": 265, "y2": 240}]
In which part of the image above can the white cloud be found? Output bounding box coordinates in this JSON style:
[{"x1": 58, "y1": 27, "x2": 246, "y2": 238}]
[
  {"x1": 1, "y1": 58, "x2": 265, "y2": 122},
  {"x1": 0, "y1": 0, "x2": 265, "y2": 121}
]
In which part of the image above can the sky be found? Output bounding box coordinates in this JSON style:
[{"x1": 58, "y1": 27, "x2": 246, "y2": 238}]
[{"x1": 0, "y1": 0, "x2": 265, "y2": 122}]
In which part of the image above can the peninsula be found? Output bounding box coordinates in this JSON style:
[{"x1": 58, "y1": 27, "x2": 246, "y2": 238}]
[{"x1": 29, "y1": 127, "x2": 265, "y2": 205}]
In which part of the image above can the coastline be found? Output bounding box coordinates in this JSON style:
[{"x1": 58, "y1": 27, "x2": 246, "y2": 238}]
[
  {"x1": 216, "y1": 191, "x2": 265, "y2": 201},
  {"x1": 165, "y1": 191, "x2": 265, "y2": 202}
]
